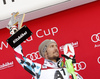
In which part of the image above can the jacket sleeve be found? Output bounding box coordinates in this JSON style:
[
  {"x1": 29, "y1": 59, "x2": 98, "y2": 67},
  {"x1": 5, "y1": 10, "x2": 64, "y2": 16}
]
[{"x1": 14, "y1": 45, "x2": 41, "y2": 79}]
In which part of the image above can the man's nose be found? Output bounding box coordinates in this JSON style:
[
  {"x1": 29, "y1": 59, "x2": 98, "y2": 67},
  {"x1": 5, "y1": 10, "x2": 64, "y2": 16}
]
[{"x1": 54, "y1": 46, "x2": 58, "y2": 50}]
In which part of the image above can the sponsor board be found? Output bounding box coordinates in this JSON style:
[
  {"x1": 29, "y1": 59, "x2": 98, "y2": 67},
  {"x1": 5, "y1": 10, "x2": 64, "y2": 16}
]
[
  {"x1": 6, "y1": 25, "x2": 33, "y2": 48},
  {"x1": 0, "y1": 61, "x2": 14, "y2": 70}
]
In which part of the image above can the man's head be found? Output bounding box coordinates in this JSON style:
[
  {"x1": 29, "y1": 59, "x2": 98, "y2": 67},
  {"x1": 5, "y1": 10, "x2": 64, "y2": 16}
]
[{"x1": 39, "y1": 39, "x2": 59, "y2": 62}]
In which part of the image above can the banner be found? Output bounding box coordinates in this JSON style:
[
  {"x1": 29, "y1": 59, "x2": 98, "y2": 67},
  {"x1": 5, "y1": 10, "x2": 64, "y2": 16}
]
[{"x1": 0, "y1": 1, "x2": 100, "y2": 79}]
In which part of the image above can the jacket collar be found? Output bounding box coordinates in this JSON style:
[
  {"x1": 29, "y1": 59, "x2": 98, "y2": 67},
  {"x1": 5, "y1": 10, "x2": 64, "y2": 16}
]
[{"x1": 42, "y1": 58, "x2": 63, "y2": 68}]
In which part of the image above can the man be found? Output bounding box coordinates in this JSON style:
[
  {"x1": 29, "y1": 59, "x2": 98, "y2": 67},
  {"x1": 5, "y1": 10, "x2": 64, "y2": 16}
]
[
  {"x1": 6, "y1": 12, "x2": 79, "y2": 79},
  {"x1": 13, "y1": 39, "x2": 83, "y2": 79},
  {"x1": 14, "y1": 39, "x2": 68, "y2": 79}
]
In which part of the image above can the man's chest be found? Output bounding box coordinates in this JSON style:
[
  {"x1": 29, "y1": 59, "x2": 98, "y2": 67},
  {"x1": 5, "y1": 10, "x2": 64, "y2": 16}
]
[{"x1": 39, "y1": 68, "x2": 70, "y2": 79}]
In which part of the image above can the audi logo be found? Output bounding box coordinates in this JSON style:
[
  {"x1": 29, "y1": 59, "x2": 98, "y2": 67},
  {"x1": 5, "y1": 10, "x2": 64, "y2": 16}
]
[
  {"x1": 74, "y1": 61, "x2": 86, "y2": 71},
  {"x1": 26, "y1": 51, "x2": 42, "y2": 61},
  {"x1": 97, "y1": 56, "x2": 100, "y2": 64},
  {"x1": 91, "y1": 33, "x2": 100, "y2": 43}
]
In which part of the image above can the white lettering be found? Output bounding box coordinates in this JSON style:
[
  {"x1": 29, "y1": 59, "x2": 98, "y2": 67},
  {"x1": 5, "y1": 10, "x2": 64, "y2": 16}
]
[
  {"x1": 36, "y1": 27, "x2": 58, "y2": 38},
  {"x1": 23, "y1": 36, "x2": 33, "y2": 43},
  {"x1": 71, "y1": 41, "x2": 78, "y2": 47},
  {"x1": 26, "y1": 36, "x2": 33, "y2": 41},
  {"x1": 0, "y1": 41, "x2": 8, "y2": 50},
  {"x1": 0, "y1": 61, "x2": 14, "y2": 70},
  {"x1": 97, "y1": 56, "x2": 100, "y2": 64},
  {"x1": 51, "y1": 27, "x2": 58, "y2": 36},
  {"x1": 44, "y1": 29, "x2": 51, "y2": 36},
  {"x1": 13, "y1": 31, "x2": 27, "y2": 43},
  {"x1": 94, "y1": 44, "x2": 100, "y2": 48},
  {"x1": 36, "y1": 29, "x2": 44, "y2": 38}
]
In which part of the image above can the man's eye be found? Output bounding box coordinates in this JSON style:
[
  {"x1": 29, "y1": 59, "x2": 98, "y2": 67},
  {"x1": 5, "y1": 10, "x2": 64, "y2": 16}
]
[
  {"x1": 51, "y1": 45, "x2": 54, "y2": 47},
  {"x1": 56, "y1": 45, "x2": 58, "y2": 47}
]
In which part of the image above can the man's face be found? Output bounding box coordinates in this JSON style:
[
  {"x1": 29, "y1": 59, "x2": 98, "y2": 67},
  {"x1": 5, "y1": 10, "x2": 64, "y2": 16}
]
[{"x1": 45, "y1": 43, "x2": 59, "y2": 61}]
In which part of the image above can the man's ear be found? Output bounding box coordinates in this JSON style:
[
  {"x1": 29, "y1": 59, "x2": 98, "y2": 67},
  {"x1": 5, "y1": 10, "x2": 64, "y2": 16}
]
[{"x1": 44, "y1": 52, "x2": 47, "y2": 59}]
